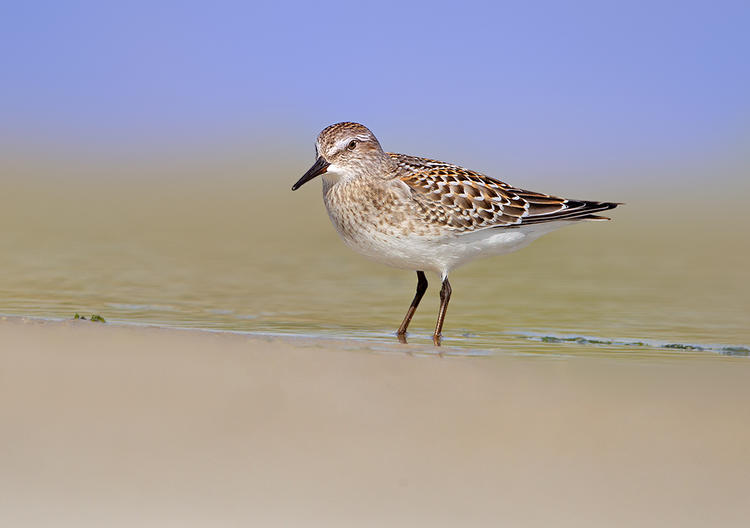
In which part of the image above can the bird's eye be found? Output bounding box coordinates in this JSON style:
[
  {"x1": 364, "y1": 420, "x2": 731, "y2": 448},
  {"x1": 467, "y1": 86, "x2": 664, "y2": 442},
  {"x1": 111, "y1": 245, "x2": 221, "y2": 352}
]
[{"x1": 347, "y1": 140, "x2": 357, "y2": 151}]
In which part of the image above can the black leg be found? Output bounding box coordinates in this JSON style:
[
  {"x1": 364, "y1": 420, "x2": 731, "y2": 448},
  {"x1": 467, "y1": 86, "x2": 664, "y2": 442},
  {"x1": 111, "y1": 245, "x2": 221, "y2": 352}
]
[
  {"x1": 433, "y1": 277, "x2": 452, "y2": 346},
  {"x1": 397, "y1": 271, "x2": 428, "y2": 340}
]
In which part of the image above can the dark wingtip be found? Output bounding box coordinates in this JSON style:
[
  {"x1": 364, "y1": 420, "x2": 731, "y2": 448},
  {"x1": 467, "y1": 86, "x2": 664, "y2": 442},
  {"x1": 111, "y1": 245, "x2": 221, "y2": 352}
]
[
  {"x1": 518, "y1": 199, "x2": 622, "y2": 225},
  {"x1": 579, "y1": 214, "x2": 611, "y2": 221}
]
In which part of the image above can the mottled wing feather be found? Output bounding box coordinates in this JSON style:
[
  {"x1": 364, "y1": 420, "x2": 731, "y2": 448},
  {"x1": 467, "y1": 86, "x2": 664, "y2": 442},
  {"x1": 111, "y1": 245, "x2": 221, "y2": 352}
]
[
  {"x1": 389, "y1": 153, "x2": 618, "y2": 233},
  {"x1": 389, "y1": 153, "x2": 458, "y2": 177}
]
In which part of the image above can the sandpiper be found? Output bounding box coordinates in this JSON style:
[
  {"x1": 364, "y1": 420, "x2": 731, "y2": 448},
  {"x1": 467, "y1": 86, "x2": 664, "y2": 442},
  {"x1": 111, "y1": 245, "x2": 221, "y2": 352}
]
[{"x1": 292, "y1": 122, "x2": 619, "y2": 345}]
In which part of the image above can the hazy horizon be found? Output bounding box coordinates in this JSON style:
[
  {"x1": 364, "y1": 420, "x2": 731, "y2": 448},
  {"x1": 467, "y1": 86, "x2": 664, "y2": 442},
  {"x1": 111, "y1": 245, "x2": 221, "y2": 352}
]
[{"x1": 3, "y1": 1, "x2": 749, "y2": 186}]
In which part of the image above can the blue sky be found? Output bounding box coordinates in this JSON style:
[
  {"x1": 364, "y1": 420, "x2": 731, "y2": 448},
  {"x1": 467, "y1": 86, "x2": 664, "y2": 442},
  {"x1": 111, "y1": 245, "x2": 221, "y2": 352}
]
[{"x1": 2, "y1": 1, "x2": 748, "y2": 174}]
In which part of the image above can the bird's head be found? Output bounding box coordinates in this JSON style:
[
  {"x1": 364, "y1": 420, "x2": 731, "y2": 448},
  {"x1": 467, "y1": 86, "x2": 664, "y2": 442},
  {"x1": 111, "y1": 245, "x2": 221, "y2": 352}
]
[{"x1": 292, "y1": 122, "x2": 390, "y2": 190}]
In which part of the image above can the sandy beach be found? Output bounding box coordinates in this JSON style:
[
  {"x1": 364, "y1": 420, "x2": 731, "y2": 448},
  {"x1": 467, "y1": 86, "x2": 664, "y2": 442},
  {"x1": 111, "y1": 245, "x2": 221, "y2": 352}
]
[{"x1": 2, "y1": 316, "x2": 749, "y2": 527}]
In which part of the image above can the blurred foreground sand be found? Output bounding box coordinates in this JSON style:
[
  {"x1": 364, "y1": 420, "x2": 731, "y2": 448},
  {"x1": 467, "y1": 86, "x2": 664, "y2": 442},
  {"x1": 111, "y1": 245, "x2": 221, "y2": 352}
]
[{"x1": 2, "y1": 317, "x2": 749, "y2": 527}]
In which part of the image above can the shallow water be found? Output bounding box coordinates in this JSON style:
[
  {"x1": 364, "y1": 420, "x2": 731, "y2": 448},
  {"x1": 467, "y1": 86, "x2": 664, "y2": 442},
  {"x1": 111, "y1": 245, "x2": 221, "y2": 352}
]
[{"x1": 2, "y1": 171, "x2": 749, "y2": 358}]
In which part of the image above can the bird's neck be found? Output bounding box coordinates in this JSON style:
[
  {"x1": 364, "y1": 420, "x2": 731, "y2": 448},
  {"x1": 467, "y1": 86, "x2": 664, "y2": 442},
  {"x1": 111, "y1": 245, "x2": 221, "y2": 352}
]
[{"x1": 322, "y1": 158, "x2": 396, "y2": 189}]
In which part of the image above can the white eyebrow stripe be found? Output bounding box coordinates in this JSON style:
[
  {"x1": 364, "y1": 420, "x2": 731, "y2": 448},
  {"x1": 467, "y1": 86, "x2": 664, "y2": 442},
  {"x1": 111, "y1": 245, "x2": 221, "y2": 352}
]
[{"x1": 334, "y1": 134, "x2": 370, "y2": 151}]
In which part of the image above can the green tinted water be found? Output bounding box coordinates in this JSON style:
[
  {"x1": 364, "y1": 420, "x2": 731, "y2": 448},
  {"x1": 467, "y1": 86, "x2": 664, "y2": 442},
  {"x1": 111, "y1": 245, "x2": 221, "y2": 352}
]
[{"x1": 2, "y1": 170, "x2": 748, "y2": 358}]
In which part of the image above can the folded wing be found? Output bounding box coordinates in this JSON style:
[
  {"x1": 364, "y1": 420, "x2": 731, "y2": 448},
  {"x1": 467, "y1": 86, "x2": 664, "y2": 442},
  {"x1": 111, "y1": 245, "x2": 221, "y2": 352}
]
[{"x1": 391, "y1": 153, "x2": 619, "y2": 233}]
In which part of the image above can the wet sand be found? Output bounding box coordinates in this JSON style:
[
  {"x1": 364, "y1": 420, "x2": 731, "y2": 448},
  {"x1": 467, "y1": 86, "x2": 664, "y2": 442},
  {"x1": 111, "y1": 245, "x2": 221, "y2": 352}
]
[{"x1": 2, "y1": 316, "x2": 749, "y2": 527}]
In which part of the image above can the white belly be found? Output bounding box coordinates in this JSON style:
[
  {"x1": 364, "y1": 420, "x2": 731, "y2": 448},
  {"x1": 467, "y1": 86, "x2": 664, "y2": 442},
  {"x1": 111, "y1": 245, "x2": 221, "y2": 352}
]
[{"x1": 333, "y1": 221, "x2": 560, "y2": 275}]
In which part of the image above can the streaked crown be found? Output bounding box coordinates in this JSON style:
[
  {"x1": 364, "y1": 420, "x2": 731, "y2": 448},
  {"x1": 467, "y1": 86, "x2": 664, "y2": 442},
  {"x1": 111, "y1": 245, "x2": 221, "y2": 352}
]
[
  {"x1": 317, "y1": 122, "x2": 378, "y2": 157},
  {"x1": 315, "y1": 122, "x2": 393, "y2": 175}
]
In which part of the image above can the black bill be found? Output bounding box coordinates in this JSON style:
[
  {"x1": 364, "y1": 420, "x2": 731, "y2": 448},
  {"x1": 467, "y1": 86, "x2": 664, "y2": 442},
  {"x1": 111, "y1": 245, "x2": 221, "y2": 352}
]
[{"x1": 292, "y1": 157, "x2": 330, "y2": 191}]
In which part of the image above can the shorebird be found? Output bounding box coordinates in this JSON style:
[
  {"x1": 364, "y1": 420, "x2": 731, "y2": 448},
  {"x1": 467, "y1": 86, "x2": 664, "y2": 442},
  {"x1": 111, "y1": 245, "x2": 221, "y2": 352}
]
[{"x1": 292, "y1": 122, "x2": 619, "y2": 345}]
